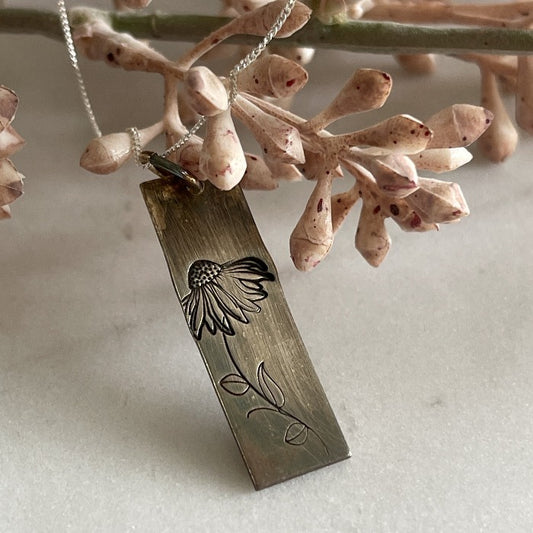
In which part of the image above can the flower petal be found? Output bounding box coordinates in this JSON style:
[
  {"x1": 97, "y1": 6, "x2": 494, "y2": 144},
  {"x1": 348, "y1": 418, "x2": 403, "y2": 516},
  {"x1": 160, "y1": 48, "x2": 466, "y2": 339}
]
[
  {"x1": 410, "y1": 147, "x2": 472, "y2": 173},
  {"x1": 331, "y1": 114, "x2": 432, "y2": 154},
  {"x1": 426, "y1": 104, "x2": 493, "y2": 148},
  {"x1": 405, "y1": 177, "x2": 469, "y2": 224},
  {"x1": 0, "y1": 159, "x2": 24, "y2": 205},
  {"x1": 211, "y1": 278, "x2": 254, "y2": 320},
  {"x1": 370, "y1": 154, "x2": 419, "y2": 198},
  {"x1": 203, "y1": 284, "x2": 235, "y2": 337},
  {"x1": 0, "y1": 86, "x2": 19, "y2": 129},
  {"x1": 0, "y1": 124, "x2": 25, "y2": 158},
  {"x1": 0, "y1": 204, "x2": 11, "y2": 220}
]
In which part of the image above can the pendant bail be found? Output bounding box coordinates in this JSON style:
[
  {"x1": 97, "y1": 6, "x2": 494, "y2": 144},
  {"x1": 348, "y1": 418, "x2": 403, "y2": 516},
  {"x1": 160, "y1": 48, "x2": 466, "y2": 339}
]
[{"x1": 140, "y1": 150, "x2": 204, "y2": 194}]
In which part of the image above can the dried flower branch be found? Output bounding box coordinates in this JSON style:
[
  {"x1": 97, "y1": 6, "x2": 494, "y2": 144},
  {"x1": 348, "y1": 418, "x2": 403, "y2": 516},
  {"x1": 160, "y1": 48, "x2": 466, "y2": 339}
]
[
  {"x1": 2, "y1": 7, "x2": 532, "y2": 55},
  {"x1": 0, "y1": 85, "x2": 24, "y2": 220},
  {"x1": 7, "y1": 1, "x2": 516, "y2": 268},
  {"x1": 239, "y1": 79, "x2": 490, "y2": 269},
  {"x1": 72, "y1": 14, "x2": 184, "y2": 78}
]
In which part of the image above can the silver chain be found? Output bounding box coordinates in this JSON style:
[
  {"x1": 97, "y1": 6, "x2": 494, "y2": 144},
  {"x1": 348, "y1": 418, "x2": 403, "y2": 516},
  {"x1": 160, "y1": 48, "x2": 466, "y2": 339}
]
[
  {"x1": 227, "y1": 0, "x2": 297, "y2": 103},
  {"x1": 161, "y1": 115, "x2": 207, "y2": 158},
  {"x1": 163, "y1": 0, "x2": 296, "y2": 158},
  {"x1": 58, "y1": 0, "x2": 296, "y2": 161},
  {"x1": 127, "y1": 126, "x2": 143, "y2": 166},
  {"x1": 57, "y1": 0, "x2": 102, "y2": 138}
]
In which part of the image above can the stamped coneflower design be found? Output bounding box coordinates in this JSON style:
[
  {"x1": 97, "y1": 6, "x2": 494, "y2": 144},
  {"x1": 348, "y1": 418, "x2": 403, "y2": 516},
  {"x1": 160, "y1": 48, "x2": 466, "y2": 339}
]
[
  {"x1": 182, "y1": 257, "x2": 274, "y2": 340},
  {"x1": 181, "y1": 256, "x2": 327, "y2": 451}
]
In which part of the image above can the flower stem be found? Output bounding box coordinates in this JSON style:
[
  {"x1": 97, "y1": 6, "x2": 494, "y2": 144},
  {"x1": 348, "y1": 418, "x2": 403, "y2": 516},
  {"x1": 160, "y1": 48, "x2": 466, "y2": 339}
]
[
  {"x1": 1, "y1": 7, "x2": 533, "y2": 55},
  {"x1": 222, "y1": 334, "x2": 328, "y2": 453}
]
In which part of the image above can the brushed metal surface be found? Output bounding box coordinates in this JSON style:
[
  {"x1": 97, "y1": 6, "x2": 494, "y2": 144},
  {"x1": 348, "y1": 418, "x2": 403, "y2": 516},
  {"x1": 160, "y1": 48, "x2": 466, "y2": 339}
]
[{"x1": 141, "y1": 178, "x2": 350, "y2": 490}]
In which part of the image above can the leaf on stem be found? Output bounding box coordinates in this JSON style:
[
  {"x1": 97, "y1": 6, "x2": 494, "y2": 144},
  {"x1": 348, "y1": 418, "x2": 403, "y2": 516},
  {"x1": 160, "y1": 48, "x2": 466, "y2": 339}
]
[
  {"x1": 220, "y1": 373, "x2": 250, "y2": 396},
  {"x1": 284, "y1": 422, "x2": 308, "y2": 446},
  {"x1": 257, "y1": 362, "x2": 285, "y2": 408}
]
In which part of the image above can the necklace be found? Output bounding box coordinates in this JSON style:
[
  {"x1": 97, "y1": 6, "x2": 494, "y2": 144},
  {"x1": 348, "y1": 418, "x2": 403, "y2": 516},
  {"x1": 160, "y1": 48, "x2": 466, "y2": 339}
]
[{"x1": 57, "y1": 0, "x2": 349, "y2": 490}]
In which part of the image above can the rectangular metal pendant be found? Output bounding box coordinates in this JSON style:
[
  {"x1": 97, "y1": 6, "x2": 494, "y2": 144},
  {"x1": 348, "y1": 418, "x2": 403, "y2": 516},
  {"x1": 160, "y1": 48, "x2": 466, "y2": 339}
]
[{"x1": 141, "y1": 178, "x2": 350, "y2": 490}]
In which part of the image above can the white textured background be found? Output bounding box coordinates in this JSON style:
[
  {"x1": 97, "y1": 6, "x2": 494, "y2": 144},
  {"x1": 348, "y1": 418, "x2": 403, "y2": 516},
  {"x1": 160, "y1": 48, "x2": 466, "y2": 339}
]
[{"x1": 1, "y1": 1, "x2": 532, "y2": 531}]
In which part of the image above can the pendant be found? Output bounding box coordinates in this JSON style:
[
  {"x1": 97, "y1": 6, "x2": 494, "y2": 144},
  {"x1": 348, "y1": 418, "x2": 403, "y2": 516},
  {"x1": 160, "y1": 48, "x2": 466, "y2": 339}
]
[{"x1": 141, "y1": 177, "x2": 350, "y2": 490}]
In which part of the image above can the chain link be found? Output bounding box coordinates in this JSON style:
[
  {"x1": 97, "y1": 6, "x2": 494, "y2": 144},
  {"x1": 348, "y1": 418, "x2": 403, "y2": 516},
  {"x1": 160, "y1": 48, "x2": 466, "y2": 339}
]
[
  {"x1": 127, "y1": 127, "x2": 144, "y2": 166},
  {"x1": 162, "y1": 115, "x2": 207, "y2": 158}
]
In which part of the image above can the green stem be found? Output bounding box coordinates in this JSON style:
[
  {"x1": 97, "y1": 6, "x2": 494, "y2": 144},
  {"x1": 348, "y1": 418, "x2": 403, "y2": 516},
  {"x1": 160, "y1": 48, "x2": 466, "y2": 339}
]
[{"x1": 0, "y1": 7, "x2": 532, "y2": 55}]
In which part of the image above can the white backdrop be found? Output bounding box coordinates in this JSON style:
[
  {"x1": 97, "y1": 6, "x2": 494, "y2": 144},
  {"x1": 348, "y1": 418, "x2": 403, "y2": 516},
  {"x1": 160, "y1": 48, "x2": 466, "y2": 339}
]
[{"x1": 1, "y1": 1, "x2": 532, "y2": 531}]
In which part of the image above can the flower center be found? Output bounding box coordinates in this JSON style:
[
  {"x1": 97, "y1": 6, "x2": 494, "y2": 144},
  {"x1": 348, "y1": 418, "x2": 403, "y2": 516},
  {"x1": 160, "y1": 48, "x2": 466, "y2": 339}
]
[{"x1": 188, "y1": 259, "x2": 222, "y2": 289}]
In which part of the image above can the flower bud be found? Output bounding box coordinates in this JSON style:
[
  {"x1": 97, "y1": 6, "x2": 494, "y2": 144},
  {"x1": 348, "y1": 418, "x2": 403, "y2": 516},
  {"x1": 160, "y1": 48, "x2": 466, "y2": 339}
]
[
  {"x1": 315, "y1": 0, "x2": 350, "y2": 24},
  {"x1": 405, "y1": 177, "x2": 469, "y2": 224},
  {"x1": 0, "y1": 124, "x2": 25, "y2": 159},
  {"x1": 80, "y1": 122, "x2": 162, "y2": 174},
  {"x1": 199, "y1": 109, "x2": 247, "y2": 190},
  {"x1": 80, "y1": 133, "x2": 131, "y2": 174},
  {"x1": 185, "y1": 66, "x2": 228, "y2": 117},
  {"x1": 395, "y1": 54, "x2": 436, "y2": 74},
  {"x1": 410, "y1": 147, "x2": 472, "y2": 173},
  {"x1": 0, "y1": 204, "x2": 11, "y2": 220},
  {"x1": 0, "y1": 158, "x2": 24, "y2": 206},
  {"x1": 0, "y1": 85, "x2": 18, "y2": 126},
  {"x1": 516, "y1": 55, "x2": 533, "y2": 134},
  {"x1": 426, "y1": 104, "x2": 493, "y2": 148},
  {"x1": 479, "y1": 67, "x2": 518, "y2": 162},
  {"x1": 329, "y1": 114, "x2": 432, "y2": 154},
  {"x1": 347, "y1": 0, "x2": 375, "y2": 19},
  {"x1": 370, "y1": 154, "x2": 419, "y2": 198},
  {"x1": 290, "y1": 174, "x2": 334, "y2": 271},
  {"x1": 268, "y1": 45, "x2": 315, "y2": 66},
  {"x1": 304, "y1": 69, "x2": 392, "y2": 132},
  {"x1": 391, "y1": 207, "x2": 438, "y2": 233},
  {"x1": 355, "y1": 201, "x2": 391, "y2": 267},
  {"x1": 237, "y1": 54, "x2": 308, "y2": 98},
  {"x1": 234, "y1": 1, "x2": 312, "y2": 38},
  {"x1": 232, "y1": 95, "x2": 304, "y2": 164},
  {"x1": 73, "y1": 16, "x2": 180, "y2": 77}
]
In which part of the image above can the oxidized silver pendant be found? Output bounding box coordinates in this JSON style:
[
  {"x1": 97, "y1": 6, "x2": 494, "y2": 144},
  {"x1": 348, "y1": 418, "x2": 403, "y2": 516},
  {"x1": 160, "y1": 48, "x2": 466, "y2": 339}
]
[{"x1": 141, "y1": 175, "x2": 350, "y2": 490}]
